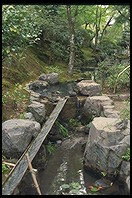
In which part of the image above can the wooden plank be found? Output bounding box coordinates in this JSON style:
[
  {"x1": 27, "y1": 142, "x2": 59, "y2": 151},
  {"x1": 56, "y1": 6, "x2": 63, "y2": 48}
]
[{"x1": 2, "y1": 98, "x2": 67, "y2": 195}]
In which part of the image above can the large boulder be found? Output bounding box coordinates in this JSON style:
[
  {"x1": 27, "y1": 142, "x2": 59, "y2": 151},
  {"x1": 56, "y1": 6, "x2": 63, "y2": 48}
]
[
  {"x1": 83, "y1": 117, "x2": 130, "y2": 177},
  {"x1": 2, "y1": 119, "x2": 41, "y2": 158},
  {"x1": 81, "y1": 95, "x2": 113, "y2": 123},
  {"x1": 27, "y1": 101, "x2": 46, "y2": 124},
  {"x1": 82, "y1": 95, "x2": 120, "y2": 119},
  {"x1": 82, "y1": 97, "x2": 103, "y2": 117},
  {"x1": 76, "y1": 80, "x2": 101, "y2": 96}
]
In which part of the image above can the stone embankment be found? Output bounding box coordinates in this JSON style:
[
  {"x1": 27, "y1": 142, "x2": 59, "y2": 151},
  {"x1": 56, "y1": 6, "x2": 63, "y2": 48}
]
[{"x1": 2, "y1": 75, "x2": 130, "y2": 194}]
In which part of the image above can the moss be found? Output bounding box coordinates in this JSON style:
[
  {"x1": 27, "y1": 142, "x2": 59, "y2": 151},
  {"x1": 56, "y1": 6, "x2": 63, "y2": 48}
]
[
  {"x1": 2, "y1": 45, "x2": 86, "y2": 121},
  {"x1": 2, "y1": 79, "x2": 11, "y2": 89},
  {"x1": 3, "y1": 67, "x2": 27, "y2": 84}
]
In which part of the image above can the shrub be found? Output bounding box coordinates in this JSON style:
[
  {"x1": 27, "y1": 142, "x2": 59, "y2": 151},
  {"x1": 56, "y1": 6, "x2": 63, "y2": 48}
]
[
  {"x1": 56, "y1": 121, "x2": 68, "y2": 137},
  {"x1": 69, "y1": 118, "x2": 79, "y2": 128},
  {"x1": 46, "y1": 142, "x2": 56, "y2": 154},
  {"x1": 2, "y1": 83, "x2": 28, "y2": 106},
  {"x1": 2, "y1": 163, "x2": 8, "y2": 173},
  {"x1": 120, "y1": 100, "x2": 130, "y2": 120},
  {"x1": 96, "y1": 61, "x2": 130, "y2": 92},
  {"x1": 122, "y1": 147, "x2": 130, "y2": 161}
]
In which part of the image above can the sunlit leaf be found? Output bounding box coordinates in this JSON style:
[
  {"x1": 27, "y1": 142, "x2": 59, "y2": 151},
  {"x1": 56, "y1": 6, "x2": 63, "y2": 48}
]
[{"x1": 61, "y1": 184, "x2": 70, "y2": 189}]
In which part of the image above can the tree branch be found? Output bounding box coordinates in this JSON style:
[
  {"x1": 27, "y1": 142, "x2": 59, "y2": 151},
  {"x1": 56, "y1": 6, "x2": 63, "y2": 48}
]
[
  {"x1": 117, "y1": 9, "x2": 130, "y2": 21},
  {"x1": 100, "y1": 14, "x2": 115, "y2": 41}
]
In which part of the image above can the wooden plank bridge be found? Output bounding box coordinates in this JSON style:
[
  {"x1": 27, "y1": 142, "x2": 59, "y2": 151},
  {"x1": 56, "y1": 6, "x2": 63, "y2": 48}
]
[{"x1": 2, "y1": 98, "x2": 68, "y2": 195}]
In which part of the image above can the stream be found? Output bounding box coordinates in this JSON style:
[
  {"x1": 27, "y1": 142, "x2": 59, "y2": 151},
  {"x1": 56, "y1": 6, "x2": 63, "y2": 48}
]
[
  {"x1": 18, "y1": 132, "x2": 127, "y2": 195},
  {"x1": 38, "y1": 134, "x2": 92, "y2": 195},
  {"x1": 18, "y1": 82, "x2": 128, "y2": 195}
]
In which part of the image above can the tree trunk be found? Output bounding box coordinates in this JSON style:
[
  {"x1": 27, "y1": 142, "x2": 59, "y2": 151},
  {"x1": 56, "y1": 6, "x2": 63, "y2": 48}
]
[
  {"x1": 66, "y1": 5, "x2": 78, "y2": 76},
  {"x1": 68, "y1": 34, "x2": 75, "y2": 75},
  {"x1": 93, "y1": 6, "x2": 101, "y2": 53}
]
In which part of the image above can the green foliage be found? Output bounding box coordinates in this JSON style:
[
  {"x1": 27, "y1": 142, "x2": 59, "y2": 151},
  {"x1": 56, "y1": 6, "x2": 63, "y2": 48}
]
[
  {"x1": 2, "y1": 83, "x2": 28, "y2": 106},
  {"x1": 106, "y1": 64, "x2": 130, "y2": 92},
  {"x1": 19, "y1": 112, "x2": 26, "y2": 119},
  {"x1": 122, "y1": 147, "x2": 130, "y2": 161},
  {"x1": 95, "y1": 58, "x2": 111, "y2": 88},
  {"x1": 69, "y1": 118, "x2": 78, "y2": 127},
  {"x1": 120, "y1": 100, "x2": 130, "y2": 120},
  {"x1": 2, "y1": 5, "x2": 42, "y2": 61},
  {"x1": 69, "y1": 118, "x2": 79, "y2": 128},
  {"x1": 56, "y1": 121, "x2": 68, "y2": 137},
  {"x1": 113, "y1": 5, "x2": 130, "y2": 23},
  {"x1": 96, "y1": 60, "x2": 130, "y2": 92},
  {"x1": 89, "y1": 186, "x2": 100, "y2": 192},
  {"x1": 61, "y1": 184, "x2": 70, "y2": 189},
  {"x1": 101, "y1": 171, "x2": 107, "y2": 177},
  {"x1": 60, "y1": 182, "x2": 82, "y2": 195},
  {"x1": 102, "y1": 23, "x2": 123, "y2": 47},
  {"x1": 46, "y1": 142, "x2": 56, "y2": 154},
  {"x1": 2, "y1": 163, "x2": 9, "y2": 173},
  {"x1": 45, "y1": 65, "x2": 62, "y2": 74},
  {"x1": 81, "y1": 48, "x2": 94, "y2": 60}
]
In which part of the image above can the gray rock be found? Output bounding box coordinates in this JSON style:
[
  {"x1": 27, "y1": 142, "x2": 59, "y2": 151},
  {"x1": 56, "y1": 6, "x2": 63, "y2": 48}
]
[
  {"x1": 28, "y1": 80, "x2": 48, "y2": 91},
  {"x1": 108, "y1": 94, "x2": 130, "y2": 101},
  {"x1": 24, "y1": 112, "x2": 35, "y2": 121},
  {"x1": 38, "y1": 73, "x2": 47, "y2": 81},
  {"x1": 120, "y1": 135, "x2": 130, "y2": 146},
  {"x1": 76, "y1": 80, "x2": 101, "y2": 96},
  {"x1": 2, "y1": 119, "x2": 41, "y2": 158},
  {"x1": 103, "y1": 109, "x2": 120, "y2": 118},
  {"x1": 88, "y1": 95, "x2": 114, "y2": 106},
  {"x1": 46, "y1": 73, "x2": 59, "y2": 85},
  {"x1": 115, "y1": 119, "x2": 128, "y2": 130},
  {"x1": 103, "y1": 105, "x2": 115, "y2": 109},
  {"x1": 30, "y1": 92, "x2": 40, "y2": 102},
  {"x1": 30, "y1": 96, "x2": 40, "y2": 102},
  {"x1": 76, "y1": 125, "x2": 90, "y2": 134},
  {"x1": 119, "y1": 161, "x2": 130, "y2": 180},
  {"x1": 84, "y1": 117, "x2": 130, "y2": 176},
  {"x1": 56, "y1": 140, "x2": 62, "y2": 144},
  {"x1": 125, "y1": 176, "x2": 130, "y2": 194},
  {"x1": 82, "y1": 97, "x2": 102, "y2": 119},
  {"x1": 67, "y1": 84, "x2": 77, "y2": 96},
  {"x1": 27, "y1": 101, "x2": 46, "y2": 124}
]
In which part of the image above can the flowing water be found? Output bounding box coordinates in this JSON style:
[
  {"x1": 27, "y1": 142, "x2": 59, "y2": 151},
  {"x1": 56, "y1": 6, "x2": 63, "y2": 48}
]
[
  {"x1": 37, "y1": 134, "x2": 92, "y2": 195},
  {"x1": 18, "y1": 133, "x2": 127, "y2": 195}
]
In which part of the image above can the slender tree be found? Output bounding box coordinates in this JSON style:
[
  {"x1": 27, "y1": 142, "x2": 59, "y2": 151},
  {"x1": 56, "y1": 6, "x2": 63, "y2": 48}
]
[{"x1": 66, "y1": 5, "x2": 78, "y2": 75}]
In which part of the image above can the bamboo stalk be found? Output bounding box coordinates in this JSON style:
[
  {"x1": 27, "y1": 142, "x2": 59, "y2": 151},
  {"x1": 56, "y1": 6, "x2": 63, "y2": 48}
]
[
  {"x1": 2, "y1": 162, "x2": 16, "y2": 167},
  {"x1": 25, "y1": 153, "x2": 42, "y2": 195},
  {"x1": 3, "y1": 161, "x2": 37, "y2": 172},
  {"x1": 113, "y1": 65, "x2": 130, "y2": 93}
]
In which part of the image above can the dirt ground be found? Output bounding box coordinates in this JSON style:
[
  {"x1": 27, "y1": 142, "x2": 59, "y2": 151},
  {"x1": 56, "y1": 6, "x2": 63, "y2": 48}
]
[{"x1": 113, "y1": 100, "x2": 126, "y2": 111}]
